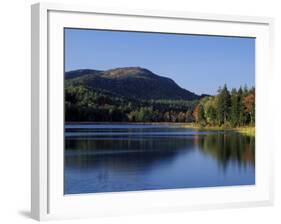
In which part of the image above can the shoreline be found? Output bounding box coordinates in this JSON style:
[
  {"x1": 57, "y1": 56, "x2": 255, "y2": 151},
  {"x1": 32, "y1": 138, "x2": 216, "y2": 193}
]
[
  {"x1": 65, "y1": 121, "x2": 255, "y2": 136},
  {"x1": 65, "y1": 121, "x2": 188, "y2": 125},
  {"x1": 181, "y1": 123, "x2": 255, "y2": 136}
]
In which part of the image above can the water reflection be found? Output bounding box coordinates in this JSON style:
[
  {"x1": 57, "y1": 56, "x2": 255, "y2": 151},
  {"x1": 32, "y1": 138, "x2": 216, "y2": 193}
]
[
  {"x1": 196, "y1": 133, "x2": 255, "y2": 168},
  {"x1": 64, "y1": 124, "x2": 255, "y2": 194}
]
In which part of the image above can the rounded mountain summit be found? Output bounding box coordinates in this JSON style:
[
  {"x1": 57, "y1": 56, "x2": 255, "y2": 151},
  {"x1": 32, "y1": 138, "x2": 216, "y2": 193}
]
[{"x1": 65, "y1": 67, "x2": 203, "y2": 100}]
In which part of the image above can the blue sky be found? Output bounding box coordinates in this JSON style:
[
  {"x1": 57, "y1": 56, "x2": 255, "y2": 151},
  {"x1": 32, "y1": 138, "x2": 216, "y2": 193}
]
[{"x1": 65, "y1": 28, "x2": 255, "y2": 95}]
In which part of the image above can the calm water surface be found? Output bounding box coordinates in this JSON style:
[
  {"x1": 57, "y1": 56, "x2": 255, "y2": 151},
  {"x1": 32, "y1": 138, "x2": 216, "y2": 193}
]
[{"x1": 64, "y1": 123, "x2": 255, "y2": 194}]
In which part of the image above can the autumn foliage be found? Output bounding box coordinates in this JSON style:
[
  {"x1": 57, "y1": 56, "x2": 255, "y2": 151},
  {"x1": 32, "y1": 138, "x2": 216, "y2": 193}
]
[{"x1": 193, "y1": 85, "x2": 255, "y2": 127}]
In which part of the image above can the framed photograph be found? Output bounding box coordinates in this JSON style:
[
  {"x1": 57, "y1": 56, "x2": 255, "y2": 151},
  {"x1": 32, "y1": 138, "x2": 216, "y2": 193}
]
[{"x1": 31, "y1": 2, "x2": 274, "y2": 221}]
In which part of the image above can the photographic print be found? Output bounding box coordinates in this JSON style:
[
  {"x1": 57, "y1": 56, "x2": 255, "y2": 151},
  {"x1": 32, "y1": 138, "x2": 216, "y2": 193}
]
[{"x1": 64, "y1": 28, "x2": 255, "y2": 195}]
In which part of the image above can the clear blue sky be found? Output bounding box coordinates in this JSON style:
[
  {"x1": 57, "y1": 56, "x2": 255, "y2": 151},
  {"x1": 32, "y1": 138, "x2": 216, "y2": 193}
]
[{"x1": 65, "y1": 28, "x2": 255, "y2": 95}]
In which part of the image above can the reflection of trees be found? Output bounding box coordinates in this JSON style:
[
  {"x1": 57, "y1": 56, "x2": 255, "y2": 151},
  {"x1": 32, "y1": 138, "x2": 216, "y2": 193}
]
[
  {"x1": 65, "y1": 130, "x2": 255, "y2": 173},
  {"x1": 65, "y1": 136, "x2": 195, "y2": 172},
  {"x1": 196, "y1": 132, "x2": 255, "y2": 168},
  {"x1": 65, "y1": 135, "x2": 196, "y2": 152}
]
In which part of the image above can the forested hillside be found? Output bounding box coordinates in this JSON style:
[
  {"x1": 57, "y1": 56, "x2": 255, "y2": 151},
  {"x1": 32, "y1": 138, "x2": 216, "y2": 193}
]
[{"x1": 65, "y1": 67, "x2": 255, "y2": 127}]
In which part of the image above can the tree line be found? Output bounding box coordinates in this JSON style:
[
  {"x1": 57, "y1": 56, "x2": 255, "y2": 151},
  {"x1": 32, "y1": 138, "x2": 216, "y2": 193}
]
[
  {"x1": 193, "y1": 84, "x2": 255, "y2": 127},
  {"x1": 65, "y1": 84, "x2": 255, "y2": 127},
  {"x1": 65, "y1": 85, "x2": 196, "y2": 122}
]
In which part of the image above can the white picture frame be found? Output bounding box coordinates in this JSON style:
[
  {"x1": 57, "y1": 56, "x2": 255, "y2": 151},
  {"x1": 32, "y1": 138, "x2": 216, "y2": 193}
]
[{"x1": 31, "y1": 2, "x2": 274, "y2": 221}]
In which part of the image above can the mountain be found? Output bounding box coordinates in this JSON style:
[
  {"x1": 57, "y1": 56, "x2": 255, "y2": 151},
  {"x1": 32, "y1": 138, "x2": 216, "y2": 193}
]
[
  {"x1": 65, "y1": 67, "x2": 201, "y2": 101},
  {"x1": 65, "y1": 69, "x2": 102, "y2": 79}
]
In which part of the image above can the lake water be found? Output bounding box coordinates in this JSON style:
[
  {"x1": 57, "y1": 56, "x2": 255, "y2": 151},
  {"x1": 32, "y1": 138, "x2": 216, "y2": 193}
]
[{"x1": 64, "y1": 123, "x2": 255, "y2": 194}]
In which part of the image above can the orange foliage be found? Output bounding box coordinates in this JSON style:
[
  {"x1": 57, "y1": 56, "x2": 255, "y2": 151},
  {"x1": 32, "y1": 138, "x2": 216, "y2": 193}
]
[
  {"x1": 192, "y1": 104, "x2": 200, "y2": 122},
  {"x1": 243, "y1": 93, "x2": 255, "y2": 113}
]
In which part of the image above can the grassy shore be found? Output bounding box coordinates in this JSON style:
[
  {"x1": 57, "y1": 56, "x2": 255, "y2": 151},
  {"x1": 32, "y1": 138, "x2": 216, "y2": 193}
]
[
  {"x1": 234, "y1": 126, "x2": 255, "y2": 136},
  {"x1": 181, "y1": 123, "x2": 255, "y2": 137}
]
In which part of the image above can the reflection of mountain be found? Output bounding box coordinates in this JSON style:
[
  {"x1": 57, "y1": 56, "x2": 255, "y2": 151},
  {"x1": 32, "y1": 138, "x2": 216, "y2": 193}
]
[{"x1": 196, "y1": 132, "x2": 255, "y2": 168}]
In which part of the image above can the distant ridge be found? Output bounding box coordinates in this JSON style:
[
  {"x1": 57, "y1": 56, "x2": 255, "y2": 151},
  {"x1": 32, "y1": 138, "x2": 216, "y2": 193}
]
[{"x1": 65, "y1": 67, "x2": 204, "y2": 101}]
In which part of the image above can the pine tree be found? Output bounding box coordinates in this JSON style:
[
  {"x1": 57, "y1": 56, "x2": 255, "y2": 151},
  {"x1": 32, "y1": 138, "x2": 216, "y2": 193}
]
[
  {"x1": 230, "y1": 88, "x2": 239, "y2": 127},
  {"x1": 217, "y1": 84, "x2": 231, "y2": 125},
  {"x1": 198, "y1": 104, "x2": 206, "y2": 126},
  {"x1": 237, "y1": 87, "x2": 244, "y2": 126},
  {"x1": 206, "y1": 105, "x2": 217, "y2": 125}
]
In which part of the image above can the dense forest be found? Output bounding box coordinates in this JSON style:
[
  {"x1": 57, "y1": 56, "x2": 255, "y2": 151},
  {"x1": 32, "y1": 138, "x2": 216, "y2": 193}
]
[
  {"x1": 65, "y1": 83, "x2": 255, "y2": 128},
  {"x1": 193, "y1": 84, "x2": 255, "y2": 127},
  {"x1": 65, "y1": 85, "x2": 197, "y2": 123}
]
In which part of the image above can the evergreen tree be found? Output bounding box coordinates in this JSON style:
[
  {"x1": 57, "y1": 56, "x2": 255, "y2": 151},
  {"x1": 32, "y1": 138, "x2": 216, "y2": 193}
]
[
  {"x1": 237, "y1": 87, "x2": 244, "y2": 126},
  {"x1": 198, "y1": 104, "x2": 206, "y2": 126},
  {"x1": 206, "y1": 105, "x2": 217, "y2": 125},
  {"x1": 230, "y1": 88, "x2": 239, "y2": 127},
  {"x1": 217, "y1": 84, "x2": 231, "y2": 125}
]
